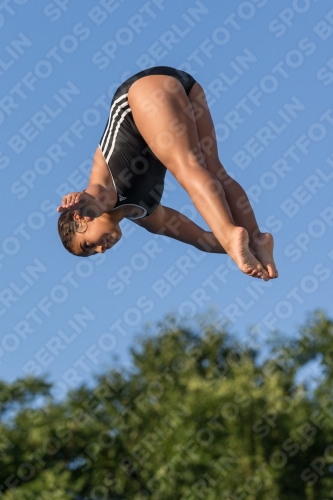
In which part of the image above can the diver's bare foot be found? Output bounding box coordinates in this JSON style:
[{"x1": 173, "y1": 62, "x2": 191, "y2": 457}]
[
  {"x1": 226, "y1": 227, "x2": 269, "y2": 281},
  {"x1": 251, "y1": 232, "x2": 278, "y2": 279}
]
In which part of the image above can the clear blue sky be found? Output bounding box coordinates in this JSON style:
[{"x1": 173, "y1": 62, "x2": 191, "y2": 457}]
[{"x1": 1, "y1": 0, "x2": 333, "y2": 393}]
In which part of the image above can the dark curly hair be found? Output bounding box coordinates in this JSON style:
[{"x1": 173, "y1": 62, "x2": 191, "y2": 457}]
[{"x1": 58, "y1": 211, "x2": 80, "y2": 254}]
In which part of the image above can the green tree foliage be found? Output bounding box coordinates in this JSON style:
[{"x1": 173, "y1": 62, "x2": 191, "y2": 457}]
[{"x1": 1, "y1": 311, "x2": 333, "y2": 499}]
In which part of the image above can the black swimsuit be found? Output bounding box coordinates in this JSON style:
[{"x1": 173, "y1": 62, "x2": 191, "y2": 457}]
[{"x1": 99, "y1": 66, "x2": 196, "y2": 220}]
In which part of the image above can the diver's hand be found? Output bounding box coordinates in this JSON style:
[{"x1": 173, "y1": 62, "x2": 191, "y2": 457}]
[{"x1": 57, "y1": 191, "x2": 106, "y2": 217}]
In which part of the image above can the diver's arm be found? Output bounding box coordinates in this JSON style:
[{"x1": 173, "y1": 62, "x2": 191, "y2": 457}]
[
  {"x1": 57, "y1": 148, "x2": 117, "y2": 215},
  {"x1": 57, "y1": 190, "x2": 108, "y2": 217},
  {"x1": 85, "y1": 146, "x2": 117, "y2": 212},
  {"x1": 136, "y1": 204, "x2": 226, "y2": 253}
]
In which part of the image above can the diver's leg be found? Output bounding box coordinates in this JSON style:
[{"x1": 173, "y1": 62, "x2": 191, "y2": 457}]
[
  {"x1": 128, "y1": 75, "x2": 269, "y2": 280},
  {"x1": 186, "y1": 82, "x2": 278, "y2": 279},
  {"x1": 189, "y1": 83, "x2": 278, "y2": 278}
]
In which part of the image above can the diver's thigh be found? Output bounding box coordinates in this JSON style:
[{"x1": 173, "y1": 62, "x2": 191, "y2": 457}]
[{"x1": 128, "y1": 76, "x2": 206, "y2": 179}]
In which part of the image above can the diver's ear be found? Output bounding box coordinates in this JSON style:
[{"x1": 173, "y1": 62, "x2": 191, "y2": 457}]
[{"x1": 73, "y1": 212, "x2": 94, "y2": 222}]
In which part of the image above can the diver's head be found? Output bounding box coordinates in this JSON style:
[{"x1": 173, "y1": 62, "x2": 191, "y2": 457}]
[{"x1": 58, "y1": 211, "x2": 122, "y2": 257}]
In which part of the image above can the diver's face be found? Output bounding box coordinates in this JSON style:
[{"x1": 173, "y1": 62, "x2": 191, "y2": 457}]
[{"x1": 72, "y1": 215, "x2": 122, "y2": 256}]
